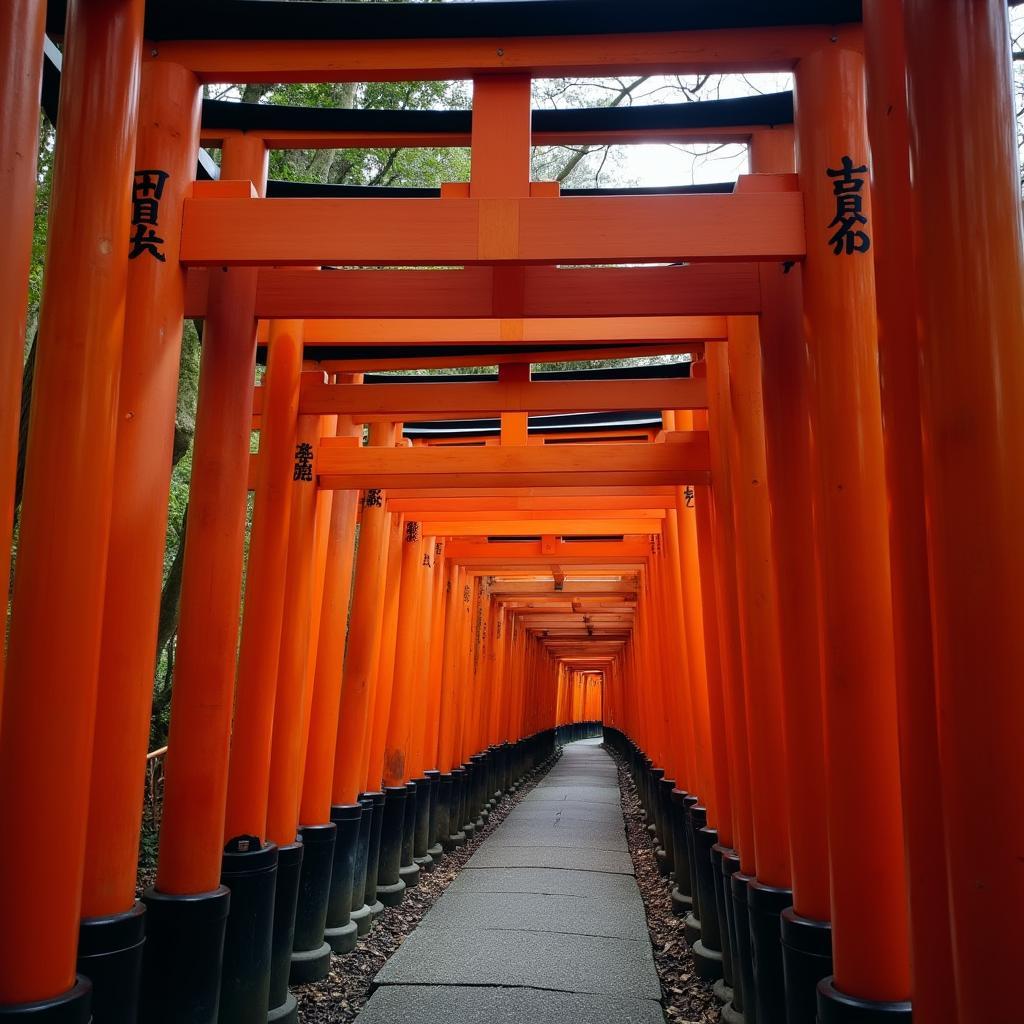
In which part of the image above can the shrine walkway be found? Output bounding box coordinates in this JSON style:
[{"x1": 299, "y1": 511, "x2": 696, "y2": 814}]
[{"x1": 358, "y1": 740, "x2": 664, "y2": 1024}]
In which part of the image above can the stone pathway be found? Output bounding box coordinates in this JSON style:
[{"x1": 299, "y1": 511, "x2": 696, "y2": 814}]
[{"x1": 357, "y1": 740, "x2": 664, "y2": 1023}]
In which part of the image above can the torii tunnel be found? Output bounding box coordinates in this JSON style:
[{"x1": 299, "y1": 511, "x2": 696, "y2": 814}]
[{"x1": 1, "y1": 1, "x2": 1023, "y2": 1023}]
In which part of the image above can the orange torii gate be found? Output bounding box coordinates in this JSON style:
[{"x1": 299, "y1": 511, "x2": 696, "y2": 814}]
[{"x1": 1, "y1": 2, "x2": 1022, "y2": 1024}]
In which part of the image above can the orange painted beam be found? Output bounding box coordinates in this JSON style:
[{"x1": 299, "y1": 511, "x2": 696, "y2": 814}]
[
  {"x1": 280, "y1": 315, "x2": 727, "y2": 346},
  {"x1": 316, "y1": 433, "x2": 710, "y2": 490},
  {"x1": 413, "y1": 507, "x2": 666, "y2": 521},
  {"x1": 185, "y1": 264, "x2": 760, "y2": 319},
  {"x1": 387, "y1": 485, "x2": 676, "y2": 499},
  {"x1": 147, "y1": 25, "x2": 859, "y2": 83},
  {"x1": 179, "y1": 190, "x2": 805, "y2": 267},
  {"x1": 290, "y1": 378, "x2": 707, "y2": 417},
  {"x1": 421, "y1": 518, "x2": 662, "y2": 537},
  {"x1": 388, "y1": 494, "x2": 674, "y2": 513}
]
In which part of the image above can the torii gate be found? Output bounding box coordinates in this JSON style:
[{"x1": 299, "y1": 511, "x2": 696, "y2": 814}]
[{"x1": 0, "y1": 3, "x2": 1021, "y2": 1024}]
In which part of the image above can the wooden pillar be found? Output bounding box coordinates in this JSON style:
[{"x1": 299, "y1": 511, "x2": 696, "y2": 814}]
[
  {"x1": 0, "y1": 0, "x2": 144, "y2": 1006},
  {"x1": 0, "y1": 0, "x2": 46, "y2": 704},
  {"x1": 265, "y1": 407, "x2": 322, "y2": 845},
  {"x1": 299, "y1": 402, "x2": 361, "y2": 827},
  {"x1": 705, "y1": 348, "x2": 757, "y2": 875},
  {"x1": 364, "y1": 510, "x2": 404, "y2": 792},
  {"x1": 723, "y1": 317, "x2": 791, "y2": 891},
  {"x1": 902, "y1": 2, "x2": 1024, "y2": 1017},
  {"x1": 382, "y1": 523, "x2": 426, "y2": 787},
  {"x1": 794, "y1": 43, "x2": 911, "y2": 1009},
  {"x1": 749, "y1": 130, "x2": 832, "y2": 929},
  {"x1": 224, "y1": 320, "x2": 304, "y2": 841},
  {"x1": 155, "y1": 133, "x2": 267, "y2": 894},
  {"x1": 859, "y1": 5, "x2": 958, "y2": 1018},
  {"x1": 82, "y1": 59, "x2": 200, "y2": 919},
  {"x1": 332, "y1": 425, "x2": 394, "y2": 805},
  {"x1": 418, "y1": 541, "x2": 448, "y2": 773}
]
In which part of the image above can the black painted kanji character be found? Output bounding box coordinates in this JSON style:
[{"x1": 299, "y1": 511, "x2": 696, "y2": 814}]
[
  {"x1": 826, "y1": 156, "x2": 871, "y2": 255},
  {"x1": 128, "y1": 223, "x2": 166, "y2": 262},
  {"x1": 293, "y1": 441, "x2": 314, "y2": 482}
]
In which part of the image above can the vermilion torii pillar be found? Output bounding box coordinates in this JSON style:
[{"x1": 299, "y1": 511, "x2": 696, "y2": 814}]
[
  {"x1": 0, "y1": 0, "x2": 144, "y2": 1016},
  {"x1": 794, "y1": 42, "x2": 911, "y2": 1021},
  {"x1": 0, "y1": 0, "x2": 46, "y2": 703},
  {"x1": 79, "y1": 58, "x2": 201, "y2": 1022},
  {"x1": 301, "y1": 396, "x2": 362, "y2": 959},
  {"x1": 862, "y1": 3, "x2": 957, "y2": 1020},
  {"x1": 142, "y1": 133, "x2": 268, "y2": 1024},
  {"x1": 902, "y1": 2, "x2": 1024, "y2": 1019},
  {"x1": 750, "y1": 127, "x2": 833, "y2": 1024},
  {"x1": 723, "y1": 316, "x2": 793, "y2": 1024}
]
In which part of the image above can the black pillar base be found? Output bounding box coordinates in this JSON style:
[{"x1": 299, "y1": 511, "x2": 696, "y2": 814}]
[
  {"x1": 655, "y1": 777, "x2": 675, "y2": 877},
  {"x1": 460, "y1": 763, "x2": 478, "y2": 838},
  {"x1": 412, "y1": 775, "x2": 434, "y2": 873},
  {"x1": 290, "y1": 823, "x2": 337, "y2": 983},
  {"x1": 423, "y1": 770, "x2": 443, "y2": 862},
  {"x1": 324, "y1": 804, "x2": 361, "y2": 954},
  {"x1": 218, "y1": 837, "x2": 278, "y2": 1024},
  {"x1": 77, "y1": 901, "x2": 146, "y2": 1023},
  {"x1": 669, "y1": 789, "x2": 693, "y2": 915},
  {"x1": 268, "y1": 840, "x2": 303, "y2": 1023},
  {"x1": 816, "y1": 979, "x2": 911, "y2": 1022},
  {"x1": 444, "y1": 769, "x2": 467, "y2": 849},
  {"x1": 692, "y1": 825, "x2": 723, "y2": 982},
  {"x1": 781, "y1": 909, "x2": 833, "y2": 1024},
  {"x1": 711, "y1": 844, "x2": 738, "y2": 991},
  {"x1": 376, "y1": 787, "x2": 408, "y2": 908},
  {"x1": 714, "y1": 979, "x2": 734, "y2": 1005},
  {"x1": 362, "y1": 792, "x2": 387, "y2": 924},
  {"x1": 399, "y1": 781, "x2": 421, "y2": 889},
  {"x1": 0, "y1": 978, "x2": 92, "y2": 1022},
  {"x1": 748, "y1": 880, "x2": 791, "y2": 1024},
  {"x1": 731, "y1": 872, "x2": 757, "y2": 1024},
  {"x1": 140, "y1": 885, "x2": 230, "y2": 1024},
  {"x1": 349, "y1": 795, "x2": 375, "y2": 937},
  {"x1": 683, "y1": 802, "x2": 705, "y2": 946}
]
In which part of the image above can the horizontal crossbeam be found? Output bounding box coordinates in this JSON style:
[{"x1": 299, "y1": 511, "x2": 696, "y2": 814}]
[
  {"x1": 185, "y1": 264, "x2": 760, "y2": 319},
  {"x1": 316, "y1": 433, "x2": 710, "y2": 489},
  {"x1": 420, "y1": 519, "x2": 661, "y2": 537},
  {"x1": 264, "y1": 315, "x2": 727, "y2": 346},
  {"x1": 180, "y1": 191, "x2": 805, "y2": 267},
  {"x1": 271, "y1": 378, "x2": 708, "y2": 418}
]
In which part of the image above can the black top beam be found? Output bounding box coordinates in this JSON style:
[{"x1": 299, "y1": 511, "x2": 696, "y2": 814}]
[
  {"x1": 265, "y1": 181, "x2": 734, "y2": 198},
  {"x1": 201, "y1": 91, "x2": 793, "y2": 135},
  {"x1": 47, "y1": 1, "x2": 863, "y2": 42},
  {"x1": 256, "y1": 343, "x2": 690, "y2": 366},
  {"x1": 403, "y1": 409, "x2": 665, "y2": 439},
  {"x1": 363, "y1": 362, "x2": 692, "y2": 384}
]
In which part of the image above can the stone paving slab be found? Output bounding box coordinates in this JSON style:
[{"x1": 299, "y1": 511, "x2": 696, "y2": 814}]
[
  {"x1": 521, "y1": 786, "x2": 622, "y2": 804},
  {"x1": 504, "y1": 804, "x2": 625, "y2": 826},
  {"x1": 449, "y1": 866, "x2": 642, "y2": 900},
  {"x1": 358, "y1": 986, "x2": 665, "y2": 1024},
  {"x1": 417, "y1": 891, "x2": 650, "y2": 940},
  {"x1": 373, "y1": 927, "x2": 662, "y2": 999},
  {"x1": 466, "y1": 843, "x2": 635, "y2": 873},
  {"x1": 481, "y1": 822, "x2": 627, "y2": 852}
]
